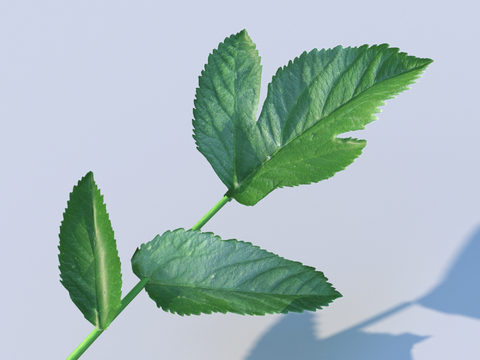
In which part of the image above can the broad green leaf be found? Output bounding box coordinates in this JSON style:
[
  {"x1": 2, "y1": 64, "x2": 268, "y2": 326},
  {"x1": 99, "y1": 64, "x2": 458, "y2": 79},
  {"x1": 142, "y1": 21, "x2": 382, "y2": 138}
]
[
  {"x1": 58, "y1": 172, "x2": 122, "y2": 330},
  {"x1": 193, "y1": 30, "x2": 433, "y2": 205},
  {"x1": 131, "y1": 229, "x2": 341, "y2": 316}
]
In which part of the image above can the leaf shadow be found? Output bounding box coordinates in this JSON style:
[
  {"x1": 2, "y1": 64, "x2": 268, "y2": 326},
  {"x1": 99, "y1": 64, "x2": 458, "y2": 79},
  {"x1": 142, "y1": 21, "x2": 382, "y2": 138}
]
[
  {"x1": 417, "y1": 225, "x2": 480, "y2": 318},
  {"x1": 245, "y1": 224, "x2": 480, "y2": 360},
  {"x1": 245, "y1": 312, "x2": 425, "y2": 360}
]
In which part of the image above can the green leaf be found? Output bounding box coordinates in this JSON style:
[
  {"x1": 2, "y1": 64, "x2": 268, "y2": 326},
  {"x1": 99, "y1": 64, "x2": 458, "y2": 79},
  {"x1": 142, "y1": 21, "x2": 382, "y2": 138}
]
[
  {"x1": 131, "y1": 229, "x2": 341, "y2": 316},
  {"x1": 58, "y1": 172, "x2": 122, "y2": 330},
  {"x1": 193, "y1": 30, "x2": 433, "y2": 205},
  {"x1": 193, "y1": 29, "x2": 262, "y2": 191}
]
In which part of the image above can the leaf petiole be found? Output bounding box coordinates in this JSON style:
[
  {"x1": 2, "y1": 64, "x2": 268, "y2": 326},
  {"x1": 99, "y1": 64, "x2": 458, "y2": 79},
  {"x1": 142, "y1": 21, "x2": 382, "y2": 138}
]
[{"x1": 191, "y1": 195, "x2": 231, "y2": 231}]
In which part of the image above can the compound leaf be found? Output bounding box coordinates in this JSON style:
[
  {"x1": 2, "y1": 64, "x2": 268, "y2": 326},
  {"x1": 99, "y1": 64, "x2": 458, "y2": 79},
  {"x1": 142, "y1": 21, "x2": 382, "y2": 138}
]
[
  {"x1": 193, "y1": 30, "x2": 433, "y2": 205},
  {"x1": 131, "y1": 229, "x2": 341, "y2": 316},
  {"x1": 58, "y1": 172, "x2": 122, "y2": 330}
]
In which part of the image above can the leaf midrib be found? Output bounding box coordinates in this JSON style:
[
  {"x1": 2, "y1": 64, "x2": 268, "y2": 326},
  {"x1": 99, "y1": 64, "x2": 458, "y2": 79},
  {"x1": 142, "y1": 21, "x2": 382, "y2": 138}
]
[
  {"x1": 148, "y1": 281, "x2": 329, "y2": 297},
  {"x1": 232, "y1": 46, "x2": 239, "y2": 189},
  {"x1": 89, "y1": 179, "x2": 104, "y2": 326}
]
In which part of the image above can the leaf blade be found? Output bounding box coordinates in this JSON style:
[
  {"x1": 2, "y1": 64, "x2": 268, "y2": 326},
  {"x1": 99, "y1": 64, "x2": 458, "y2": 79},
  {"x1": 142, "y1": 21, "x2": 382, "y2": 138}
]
[
  {"x1": 131, "y1": 229, "x2": 341, "y2": 316},
  {"x1": 193, "y1": 32, "x2": 433, "y2": 205},
  {"x1": 193, "y1": 29, "x2": 262, "y2": 190},
  {"x1": 230, "y1": 44, "x2": 433, "y2": 205},
  {"x1": 58, "y1": 172, "x2": 122, "y2": 329}
]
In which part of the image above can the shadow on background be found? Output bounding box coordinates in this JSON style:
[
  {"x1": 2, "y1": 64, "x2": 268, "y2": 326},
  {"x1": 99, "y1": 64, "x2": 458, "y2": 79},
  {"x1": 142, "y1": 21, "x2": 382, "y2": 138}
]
[
  {"x1": 246, "y1": 311, "x2": 425, "y2": 360},
  {"x1": 417, "y1": 226, "x2": 480, "y2": 318},
  {"x1": 245, "y1": 225, "x2": 480, "y2": 360}
]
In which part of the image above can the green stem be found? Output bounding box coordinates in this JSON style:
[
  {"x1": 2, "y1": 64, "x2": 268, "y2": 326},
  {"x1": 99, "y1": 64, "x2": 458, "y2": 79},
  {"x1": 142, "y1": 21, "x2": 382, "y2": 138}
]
[
  {"x1": 191, "y1": 195, "x2": 231, "y2": 231},
  {"x1": 67, "y1": 196, "x2": 231, "y2": 359},
  {"x1": 66, "y1": 278, "x2": 149, "y2": 360},
  {"x1": 65, "y1": 327, "x2": 102, "y2": 360},
  {"x1": 115, "y1": 277, "x2": 150, "y2": 320}
]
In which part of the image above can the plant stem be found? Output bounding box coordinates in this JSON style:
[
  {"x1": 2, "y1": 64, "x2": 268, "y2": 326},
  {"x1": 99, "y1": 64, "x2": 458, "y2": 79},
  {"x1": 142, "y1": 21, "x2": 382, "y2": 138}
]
[
  {"x1": 115, "y1": 277, "x2": 150, "y2": 320},
  {"x1": 66, "y1": 278, "x2": 149, "y2": 360},
  {"x1": 67, "y1": 195, "x2": 231, "y2": 359},
  {"x1": 191, "y1": 195, "x2": 231, "y2": 231},
  {"x1": 66, "y1": 327, "x2": 102, "y2": 360}
]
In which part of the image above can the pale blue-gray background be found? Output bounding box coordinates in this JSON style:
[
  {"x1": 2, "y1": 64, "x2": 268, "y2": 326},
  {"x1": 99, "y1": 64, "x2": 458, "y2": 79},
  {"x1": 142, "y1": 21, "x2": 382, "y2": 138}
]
[{"x1": 1, "y1": 1, "x2": 479, "y2": 359}]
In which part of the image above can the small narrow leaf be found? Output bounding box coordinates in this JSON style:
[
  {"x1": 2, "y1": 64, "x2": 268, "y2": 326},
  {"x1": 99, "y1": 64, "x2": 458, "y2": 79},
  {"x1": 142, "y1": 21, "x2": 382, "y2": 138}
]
[
  {"x1": 58, "y1": 172, "x2": 122, "y2": 330},
  {"x1": 193, "y1": 30, "x2": 433, "y2": 205},
  {"x1": 131, "y1": 229, "x2": 341, "y2": 316}
]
